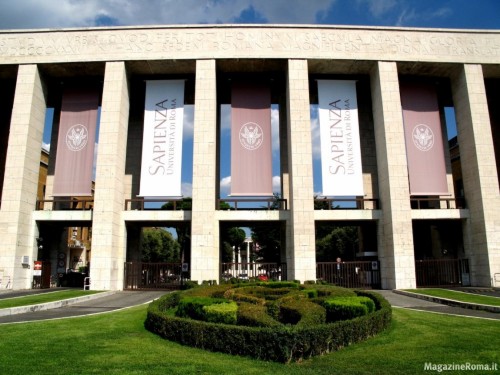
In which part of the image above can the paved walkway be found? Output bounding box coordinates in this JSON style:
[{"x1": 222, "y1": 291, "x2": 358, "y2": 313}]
[
  {"x1": 0, "y1": 289, "x2": 167, "y2": 324},
  {"x1": 0, "y1": 288, "x2": 498, "y2": 324},
  {"x1": 375, "y1": 290, "x2": 500, "y2": 320}
]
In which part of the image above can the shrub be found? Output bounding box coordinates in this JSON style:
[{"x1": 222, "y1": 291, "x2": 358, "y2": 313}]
[
  {"x1": 237, "y1": 302, "x2": 281, "y2": 327},
  {"x1": 323, "y1": 296, "x2": 375, "y2": 322},
  {"x1": 181, "y1": 280, "x2": 199, "y2": 290},
  {"x1": 279, "y1": 298, "x2": 326, "y2": 326},
  {"x1": 303, "y1": 288, "x2": 318, "y2": 299},
  {"x1": 203, "y1": 302, "x2": 238, "y2": 325},
  {"x1": 145, "y1": 286, "x2": 392, "y2": 363},
  {"x1": 257, "y1": 281, "x2": 299, "y2": 289},
  {"x1": 176, "y1": 297, "x2": 228, "y2": 321}
]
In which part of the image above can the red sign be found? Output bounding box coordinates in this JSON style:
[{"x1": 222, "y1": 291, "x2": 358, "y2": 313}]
[{"x1": 34, "y1": 261, "x2": 42, "y2": 276}]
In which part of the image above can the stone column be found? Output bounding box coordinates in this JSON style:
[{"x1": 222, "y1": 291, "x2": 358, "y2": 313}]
[
  {"x1": 451, "y1": 64, "x2": 500, "y2": 286},
  {"x1": 286, "y1": 59, "x2": 316, "y2": 282},
  {"x1": 370, "y1": 61, "x2": 416, "y2": 289},
  {"x1": 0, "y1": 64, "x2": 46, "y2": 289},
  {"x1": 190, "y1": 59, "x2": 219, "y2": 283},
  {"x1": 90, "y1": 61, "x2": 130, "y2": 290}
]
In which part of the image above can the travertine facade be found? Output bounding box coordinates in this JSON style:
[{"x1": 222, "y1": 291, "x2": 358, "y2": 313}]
[{"x1": 0, "y1": 25, "x2": 498, "y2": 290}]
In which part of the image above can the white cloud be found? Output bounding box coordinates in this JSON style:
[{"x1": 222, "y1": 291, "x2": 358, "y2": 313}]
[
  {"x1": 356, "y1": 0, "x2": 397, "y2": 18},
  {"x1": 42, "y1": 142, "x2": 50, "y2": 151},
  {"x1": 219, "y1": 174, "x2": 281, "y2": 197},
  {"x1": 181, "y1": 182, "x2": 192, "y2": 197},
  {"x1": 272, "y1": 175, "x2": 281, "y2": 193},
  {"x1": 183, "y1": 105, "x2": 194, "y2": 139},
  {"x1": 395, "y1": 8, "x2": 417, "y2": 27},
  {"x1": 0, "y1": 0, "x2": 334, "y2": 30},
  {"x1": 271, "y1": 106, "x2": 280, "y2": 152},
  {"x1": 310, "y1": 105, "x2": 321, "y2": 160},
  {"x1": 220, "y1": 104, "x2": 231, "y2": 131},
  {"x1": 220, "y1": 175, "x2": 231, "y2": 196}
]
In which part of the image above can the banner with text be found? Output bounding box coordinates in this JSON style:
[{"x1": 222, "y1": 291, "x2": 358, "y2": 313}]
[
  {"x1": 400, "y1": 81, "x2": 448, "y2": 195},
  {"x1": 53, "y1": 87, "x2": 99, "y2": 196},
  {"x1": 139, "y1": 80, "x2": 185, "y2": 197},
  {"x1": 231, "y1": 81, "x2": 272, "y2": 196},
  {"x1": 318, "y1": 80, "x2": 364, "y2": 196}
]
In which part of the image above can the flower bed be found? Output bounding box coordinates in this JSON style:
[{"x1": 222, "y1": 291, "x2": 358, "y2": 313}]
[{"x1": 145, "y1": 282, "x2": 391, "y2": 363}]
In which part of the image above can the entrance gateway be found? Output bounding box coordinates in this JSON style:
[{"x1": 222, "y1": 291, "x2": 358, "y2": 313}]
[{"x1": 0, "y1": 24, "x2": 497, "y2": 291}]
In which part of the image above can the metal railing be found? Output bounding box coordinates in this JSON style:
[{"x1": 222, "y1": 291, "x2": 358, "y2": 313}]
[
  {"x1": 217, "y1": 198, "x2": 287, "y2": 210},
  {"x1": 415, "y1": 258, "x2": 470, "y2": 287},
  {"x1": 36, "y1": 198, "x2": 94, "y2": 210},
  {"x1": 220, "y1": 262, "x2": 287, "y2": 281},
  {"x1": 316, "y1": 261, "x2": 381, "y2": 289},
  {"x1": 410, "y1": 197, "x2": 466, "y2": 209},
  {"x1": 124, "y1": 262, "x2": 184, "y2": 290},
  {"x1": 124, "y1": 198, "x2": 189, "y2": 211},
  {"x1": 314, "y1": 198, "x2": 379, "y2": 210}
]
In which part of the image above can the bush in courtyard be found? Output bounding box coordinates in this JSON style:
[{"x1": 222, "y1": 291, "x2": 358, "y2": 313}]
[
  {"x1": 203, "y1": 301, "x2": 238, "y2": 324},
  {"x1": 323, "y1": 296, "x2": 376, "y2": 322},
  {"x1": 145, "y1": 282, "x2": 391, "y2": 363}
]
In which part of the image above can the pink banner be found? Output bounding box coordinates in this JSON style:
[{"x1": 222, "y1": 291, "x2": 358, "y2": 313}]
[
  {"x1": 231, "y1": 82, "x2": 272, "y2": 196},
  {"x1": 53, "y1": 87, "x2": 99, "y2": 196},
  {"x1": 400, "y1": 82, "x2": 449, "y2": 195}
]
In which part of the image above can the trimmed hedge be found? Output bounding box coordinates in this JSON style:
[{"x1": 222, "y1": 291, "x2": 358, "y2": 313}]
[
  {"x1": 203, "y1": 302, "x2": 238, "y2": 325},
  {"x1": 175, "y1": 297, "x2": 228, "y2": 320},
  {"x1": 145, "y1": 284, "x2": 392, "y2": 363},
  {"x1": 323, "y1": 296, "x2": 376, "y2": 322}
]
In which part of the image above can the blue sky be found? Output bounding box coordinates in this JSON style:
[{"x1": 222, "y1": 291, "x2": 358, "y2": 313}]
[
  {"x1": 3, "y1": 0, "x2": 498, "y2": 199},
  {"x1": 0, "y1": 1, "x2": 499, "y2": 30}
]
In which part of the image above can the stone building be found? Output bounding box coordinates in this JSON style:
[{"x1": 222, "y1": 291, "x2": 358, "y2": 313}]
[{"x1": 0, "y1": 24, "x2": 498, "y2": 290}]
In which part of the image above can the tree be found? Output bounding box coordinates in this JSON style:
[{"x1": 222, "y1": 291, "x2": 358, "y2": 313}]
[
  {"x1": 315, "y1": 225, "x2": 359, "y2": 262},
  {"x1": 250, "y1": 224, "x2": 282, "y2": 263},
  {"x1": 162, "y1": 197, "x2": 192, "y2": 210},
  {"x1": 141, "y1": 227, "x2": 181, "y2": 262},
  {"x1": 220, "y1": 226, "x2": 246, "y2": 262}
]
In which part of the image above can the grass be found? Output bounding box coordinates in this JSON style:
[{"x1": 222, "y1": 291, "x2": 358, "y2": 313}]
[
  {"x1": 0, "y1": 304, "x2": 498, "y2": 374},
  {"x1": 0, "y1": 290, "x2": 103, "y2": 309},
  {"x1": 403, "y1": 288, "x2": 500, "y2": 307}
]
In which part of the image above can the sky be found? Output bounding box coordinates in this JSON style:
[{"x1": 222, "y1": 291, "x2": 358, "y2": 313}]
[
  {"x1": 0, "y1": 0, "x2": 499, "y2": 30},
  {"x1": 2, "y1": 0, "x2": 498, "y2": 200}
]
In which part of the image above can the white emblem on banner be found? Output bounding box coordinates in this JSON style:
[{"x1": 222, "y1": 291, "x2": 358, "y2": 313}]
[
  {"x1": 318, "y1": 80, "x2": 364, "y2": 197},
  {"x1": 239, "y1": 122, "x2": 263, "y2": 150},
  {"x1": 412, "y1": 124, "x2": 434, "y2": 151},
  {"x1": 66, "y1": 124, "x2": 88, "y2": 151}
]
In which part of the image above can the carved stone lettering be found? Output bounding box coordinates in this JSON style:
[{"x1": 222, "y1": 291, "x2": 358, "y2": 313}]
[{"x1": 0, "y1": 27, "x2": 499, "y2": 62}]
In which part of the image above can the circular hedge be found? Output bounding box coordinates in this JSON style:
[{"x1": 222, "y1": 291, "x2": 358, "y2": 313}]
[{"x1": 145, "y1": 282, "x2": 392, "y2": 363}]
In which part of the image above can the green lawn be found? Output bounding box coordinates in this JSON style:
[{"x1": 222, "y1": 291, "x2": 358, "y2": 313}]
[
  {"x1": 0, "y1": 304, "x2": 498, "y2": 374},
  {"x1": 0, "y1": 290, "x2": 103, "y2": 309},
  {"x1": 403, "y1": 288, "x2": 500, "y2": 307}
]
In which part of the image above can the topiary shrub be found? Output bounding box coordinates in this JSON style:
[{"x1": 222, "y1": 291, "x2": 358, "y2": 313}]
[
  {"x1": 203, "y1": 301, "x2": 238, "y2": 325},
  {"x1": 237, "y1": 302, "x2": 282, "y2": 327},
  {"x1": 145, "y1": 282, "x2": 392, "y2": 363},
  {"x1": 323, "y1": 296, "x2": 376, "y2": 322},
  {"x1": 176, "y1": 297, "x2": 228, "y2": 321}
]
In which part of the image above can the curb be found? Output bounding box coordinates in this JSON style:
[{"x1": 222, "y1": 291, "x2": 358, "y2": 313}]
[
  {"x1": 0, "y1": 291, "x2": 116, "y2": 317},
  {"x1": 393, "y1": 290, "x2": 500, "y2": 313}
]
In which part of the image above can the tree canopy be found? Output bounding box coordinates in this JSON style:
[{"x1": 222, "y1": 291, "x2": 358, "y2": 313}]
[{"x1": 141, "y1": 227, "x2": 181, "y2": 262}]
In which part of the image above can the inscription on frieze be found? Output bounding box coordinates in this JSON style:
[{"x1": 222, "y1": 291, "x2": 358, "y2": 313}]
[{"x1": 1, "y1": 28, "x2": 499, "y2": 61}]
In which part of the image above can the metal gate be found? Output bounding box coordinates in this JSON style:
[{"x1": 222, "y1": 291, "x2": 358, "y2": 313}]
[
  {"x1": 124, "y1": 262, "x2": 183, "y2": 290},
  {"x1": 415, "y1": 259, "x2": 470, "y2": 287},
  {"x1": 316, "y1": 261, "x2": 381, "y2": 289}
]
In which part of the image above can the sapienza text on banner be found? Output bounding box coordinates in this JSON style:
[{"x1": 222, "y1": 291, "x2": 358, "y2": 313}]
[{"x1": 150, "y1": 98, "x2": 178, "y2": 176}]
